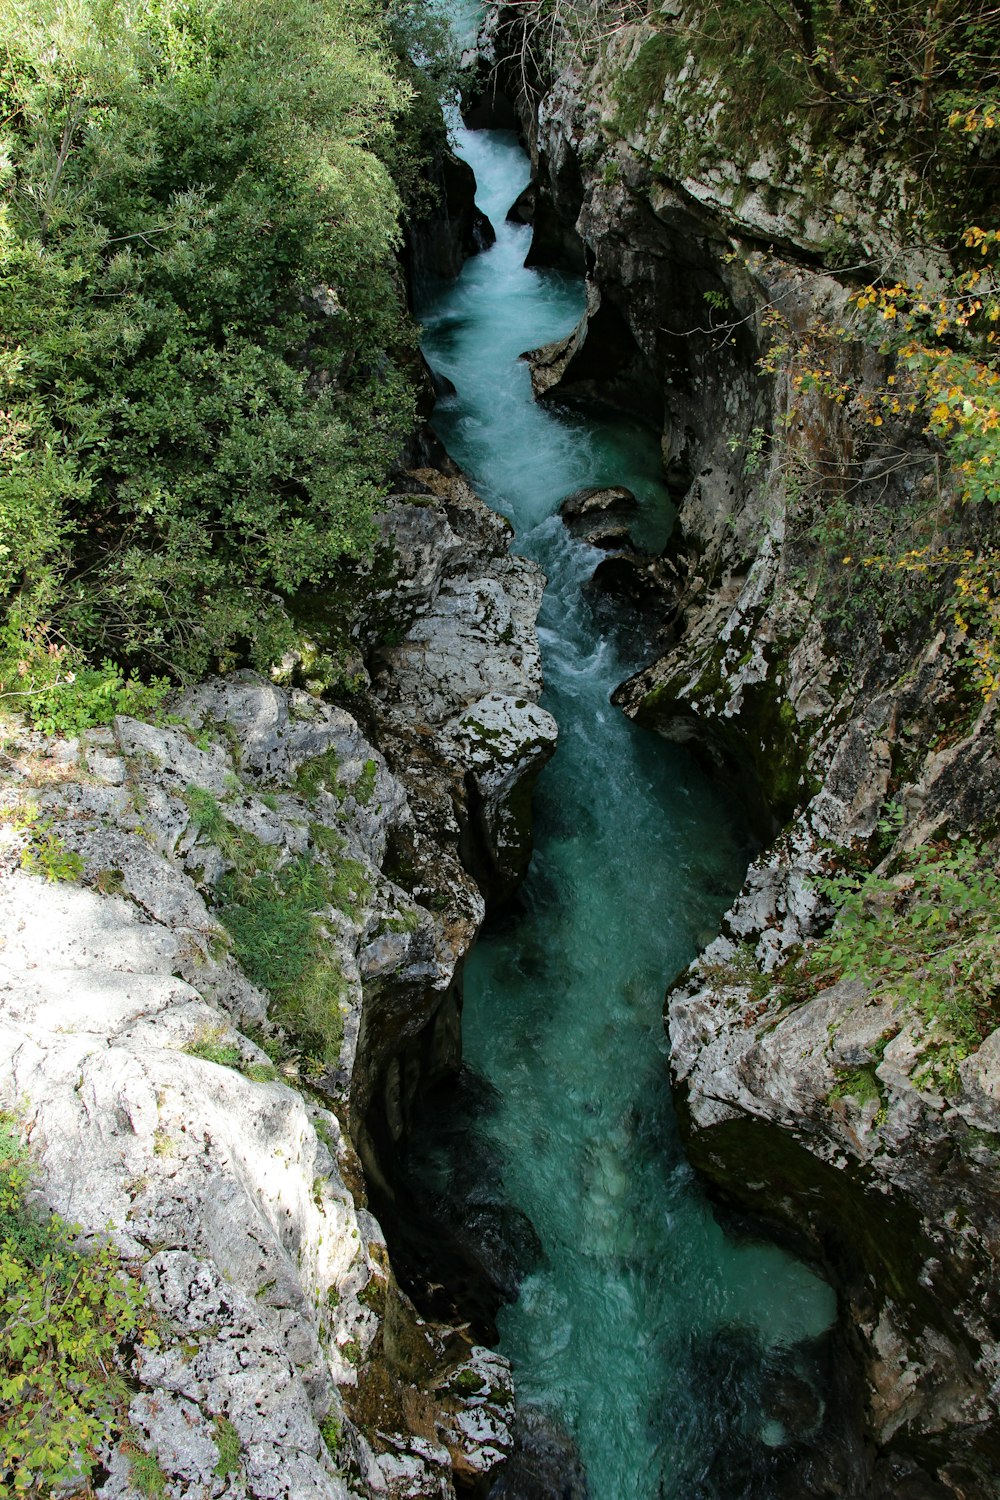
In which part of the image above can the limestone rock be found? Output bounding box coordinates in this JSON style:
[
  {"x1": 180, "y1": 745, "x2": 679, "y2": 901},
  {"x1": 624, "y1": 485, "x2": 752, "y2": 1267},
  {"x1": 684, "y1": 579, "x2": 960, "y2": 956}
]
[
  {"x1": 446, "y1": 694, "x2": 558, "y2": 903},
  {"x1": 0, "y1": 674, "x2": 516, "y2": 1499},
  {"x1": 558, "y1": 483, "x2": 637, "y2": 523},
  {"x1": 369, "y1": 470, "x2": 555, "y2": 912}
]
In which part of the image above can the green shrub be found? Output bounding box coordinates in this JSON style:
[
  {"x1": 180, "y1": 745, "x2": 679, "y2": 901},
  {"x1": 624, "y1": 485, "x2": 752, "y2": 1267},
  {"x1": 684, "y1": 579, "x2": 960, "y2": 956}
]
[
  {"x1": 19, "y1": 825, "x2": 84, "y2": 883},
  {"x1": 0, "y1": 1112, "x2": 157, "y2": 1495},
  {"x1": 7, "y1": 802, "x2": 84, "y2": 883},
  {"x1": 0, "y1": 0, "x2": 418, "y2": 684},
  {"x1": 810, "y1": 830, "x2": 1000, "y2": 1092},
  {"x1": 0, "y1": 650, "x2": 172, "y2": 737}
]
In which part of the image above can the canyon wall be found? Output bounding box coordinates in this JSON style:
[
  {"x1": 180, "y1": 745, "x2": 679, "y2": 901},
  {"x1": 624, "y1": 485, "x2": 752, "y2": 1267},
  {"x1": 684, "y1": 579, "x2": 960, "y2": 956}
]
[{"x1": 479, "y1": 10, "x2": 1000, "y2": 1494}]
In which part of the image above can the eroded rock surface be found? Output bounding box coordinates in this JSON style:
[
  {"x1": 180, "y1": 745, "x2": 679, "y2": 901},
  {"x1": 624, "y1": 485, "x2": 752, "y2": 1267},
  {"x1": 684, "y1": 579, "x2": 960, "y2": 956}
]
[
  {"x1": 0, "y1": 676, "x2": 520, "y2": 1498},
  {"x1": 371, "y1": 469, "x2": 558, "y2": 909}
]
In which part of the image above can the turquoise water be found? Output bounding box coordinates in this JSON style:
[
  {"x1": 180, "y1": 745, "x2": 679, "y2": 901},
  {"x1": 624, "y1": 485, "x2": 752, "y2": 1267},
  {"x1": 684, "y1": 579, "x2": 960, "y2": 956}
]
[{"x1": 414, "y1": 119, "x2": 837, "y2": 1499}]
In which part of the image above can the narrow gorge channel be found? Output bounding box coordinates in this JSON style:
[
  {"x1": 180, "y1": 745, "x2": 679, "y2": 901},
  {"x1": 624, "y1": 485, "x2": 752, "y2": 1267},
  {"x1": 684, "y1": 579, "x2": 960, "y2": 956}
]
[{"x1": 405, "y1": 97, "x2": 843, "y2": 1500}]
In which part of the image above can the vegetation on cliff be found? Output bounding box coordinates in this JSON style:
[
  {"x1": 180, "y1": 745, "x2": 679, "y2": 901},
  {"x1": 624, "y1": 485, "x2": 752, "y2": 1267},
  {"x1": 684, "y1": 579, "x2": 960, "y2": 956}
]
[
  {"x1": 626, "y1": 2, "x2": 1000, "y2": 677},
  {"x1": 0, "y1": 0, "x2": 438, "y2": 717},
  {"x1": 0, "y1": 1112, "x2": 156, "y2": 1495}
]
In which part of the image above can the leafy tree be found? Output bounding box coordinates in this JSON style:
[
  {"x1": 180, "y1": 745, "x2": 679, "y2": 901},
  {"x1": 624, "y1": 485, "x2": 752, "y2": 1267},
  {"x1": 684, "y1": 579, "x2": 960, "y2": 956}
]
[{"x1": 1, "y1": 0, "x2": 419, "y2": 699}]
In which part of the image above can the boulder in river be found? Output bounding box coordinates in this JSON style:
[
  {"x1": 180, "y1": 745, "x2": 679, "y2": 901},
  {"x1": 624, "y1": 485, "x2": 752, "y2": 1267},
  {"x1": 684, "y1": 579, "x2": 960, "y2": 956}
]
[
  {"x1": 506, "y1": 182, "x2": 535, "y2": 225},
  {"x1": 559, "y1": 485, "x2": 641, "y2": 551},
  {"x1": 371, "y1": 470, "x2": 558, "y2": 908},
  {"x1": 558, "y1": 484, "x2": 637, "y2": 524}
]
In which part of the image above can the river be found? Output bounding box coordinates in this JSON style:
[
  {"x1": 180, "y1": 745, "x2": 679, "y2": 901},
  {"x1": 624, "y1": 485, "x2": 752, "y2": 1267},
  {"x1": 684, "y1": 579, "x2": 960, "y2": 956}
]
[{"x1": 408, "y1": 98, "x2": 838, "y2": 1500}]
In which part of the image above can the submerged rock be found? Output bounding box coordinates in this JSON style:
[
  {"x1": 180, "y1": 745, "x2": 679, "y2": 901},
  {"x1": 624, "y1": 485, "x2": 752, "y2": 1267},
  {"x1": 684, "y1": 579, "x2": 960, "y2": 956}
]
[
  {"x1": 558, "y1": 483, "x2": 637, "y2": 524},
  {"x1": 559, "y1": 485, "x2": 641, "y2": 551},
  {"x1": 485, "y1": 1407, "x2": 589, "y2": 1500},
  {"x1": 506, "y1": 181, "x2": 535, "y2": 225}
]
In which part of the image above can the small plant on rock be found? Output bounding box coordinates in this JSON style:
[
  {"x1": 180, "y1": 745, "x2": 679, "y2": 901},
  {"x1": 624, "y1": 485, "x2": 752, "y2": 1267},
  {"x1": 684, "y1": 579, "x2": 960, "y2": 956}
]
[
  {"x1": 182, "y1": 1026, "x2": 242, "y2": 1070},
  {"x1": 0, "y1": 1112, "x2": 158, "y2": 1494},
  {"x1": 6, "y1": 802, "x2": 84, "y2": 883},
  {"x1": 212, "y1": 1415, "x2": 243, "y2": 1479}
]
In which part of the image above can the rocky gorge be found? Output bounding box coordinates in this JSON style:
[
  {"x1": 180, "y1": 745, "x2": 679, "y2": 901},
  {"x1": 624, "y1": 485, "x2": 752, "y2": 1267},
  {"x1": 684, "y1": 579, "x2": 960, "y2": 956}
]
[
  {"x1": 3, "y1": 2, "x2": 1000, "y2": 1497},
  {"x1": 468, "y1": 3, "x2": 1000, "y2": 1495}
]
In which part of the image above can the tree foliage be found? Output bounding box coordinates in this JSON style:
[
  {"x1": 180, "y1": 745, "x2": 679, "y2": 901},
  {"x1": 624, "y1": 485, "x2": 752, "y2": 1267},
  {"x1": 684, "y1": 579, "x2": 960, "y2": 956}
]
[
  {"x1": 0, "y1": 0, "x2": 419, "y2": 694},
  {"x1": 606, "y1": 0, "x2": 1000, "y2": 225}
]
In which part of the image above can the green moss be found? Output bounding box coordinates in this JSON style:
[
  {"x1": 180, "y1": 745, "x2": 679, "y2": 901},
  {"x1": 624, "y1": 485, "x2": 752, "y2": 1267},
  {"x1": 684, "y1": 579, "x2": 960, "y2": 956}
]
[
  {"x1": 218, "y1": 854, "x2": 349, "y2": 1067},
  {"x1": 294, "y1": 749, "x2": 344, "y2": 802},
  {"x1": 636, "y1": 642, "x2": 815, "y2": 828},
  {"x1": 358, "y1": 1276, "x2": 386, "y2": 1315},
  {"x1": 379, "y1": 907, "x2": 422, "y2": 935},
  {"x1": 327, "y1": 857, "x2": 373, "y2": 918},
  {"x1": 243, "y1": 1062, "x2": 280, "y2": 1083},
  {"x1": 448, "y1": 1367, "x2": 484, "y2": 1397},
  {"x1": 319, "y1": 1412, "x2": 342, "y2": 1455},
  {"x1": 212, "y1": 1416, "x2": 242, "y2": 1479},
  {"x1": 183, "y1": 1030, "x2": 243, "y2": 1069}
]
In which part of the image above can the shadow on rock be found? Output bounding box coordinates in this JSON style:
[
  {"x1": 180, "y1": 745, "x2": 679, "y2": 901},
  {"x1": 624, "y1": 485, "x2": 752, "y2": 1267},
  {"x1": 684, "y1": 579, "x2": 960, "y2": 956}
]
[
  {"x1": 680, "y1": 1324, "x2": 870, "y2": 1499},
  {"x1": 486, "y1": 1406, "x2": 589, "y2": 1499}
]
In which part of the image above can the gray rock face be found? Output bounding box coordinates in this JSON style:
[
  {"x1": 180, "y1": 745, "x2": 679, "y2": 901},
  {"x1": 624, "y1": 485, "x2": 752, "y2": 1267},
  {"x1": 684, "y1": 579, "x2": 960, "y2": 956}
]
[
  {"x1": 1, "y1": 867, "x2": 372, "y2": 1500},
  {"x1": 406, "y1": 149, "x2": 496, "y2": 283},
  {"x1": 558, "y1": 484, "x2": 637, "y2": 523},
  {"x1": 0, "y1": 675, "x2": 517, "y2": 1499},
  {"x1": 371, "y1": 469, "x2": 557, "y2": 908}
]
